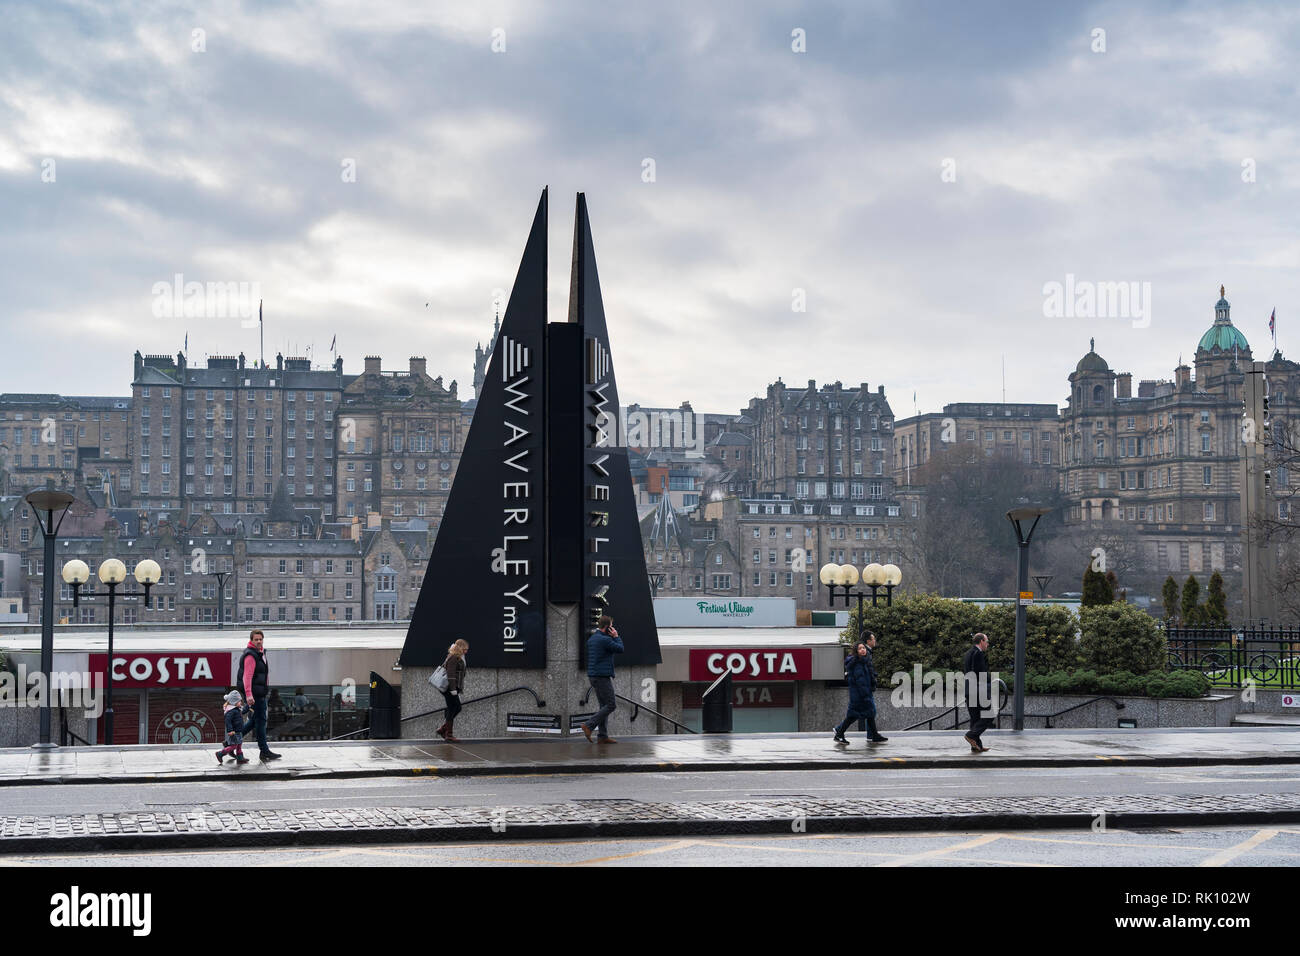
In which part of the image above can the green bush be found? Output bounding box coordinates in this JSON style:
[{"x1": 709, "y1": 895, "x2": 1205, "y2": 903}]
[
  {"x1": 843, "y1": 596, "x2": 1082, "y2": 686},
  {"x1": 1024, "y1": 668, "x2": 1208, "y2": 698},
  {"x1": 1078, "y1": 603, "x2": 1164, "y2": 674}
]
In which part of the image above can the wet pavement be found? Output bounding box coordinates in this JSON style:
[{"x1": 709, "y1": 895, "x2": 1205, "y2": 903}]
[
  {"x1": 1, "y1": 726, "x2": 1297, "y2": 786},
  {"x1": 4, "y1": 791, "x2": 1300, "y2": 854}
]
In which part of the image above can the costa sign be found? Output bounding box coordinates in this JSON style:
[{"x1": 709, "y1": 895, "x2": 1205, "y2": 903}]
[
  {"x1": 88, "y1": 653, "x2": 227, "y2": 688},
  {"x1": 688, "y1": 648, "x2": 811, "y2": 682}
]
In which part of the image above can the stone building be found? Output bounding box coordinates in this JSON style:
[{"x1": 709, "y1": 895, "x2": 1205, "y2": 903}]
[
  {"x1": 747, "y1": 379, "x2": 898, "y2": 504},
  {"x1": 1060, "y1": 289, "x2": 1300, "y2": 578},
  {"x1": 641, "y1": 491, "x2": 906, "y2": 611},
  {"x1": 0, "y1": 394, "x2": 132, "y2": 501},
  {"x1": 129, "y1": 350, "x2": 346, "y2": 518},
  {"x1": 336, "y1": 356, "x2": 463, "y2": 529}
]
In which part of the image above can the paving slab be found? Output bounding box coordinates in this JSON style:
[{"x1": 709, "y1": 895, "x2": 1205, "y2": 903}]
[
  {"x1": 0, "y1": 726, "x2": 1296, "y2": 786},
  {"x1": 2, "y1": 791, "x2": 1300, "y2": 854}
]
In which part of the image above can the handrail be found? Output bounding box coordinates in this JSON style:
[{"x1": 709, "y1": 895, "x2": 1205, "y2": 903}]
[
  {"x1": 328, "y1": 685, "x2": 546, "y2": 740},
  {"x1": 899, "y1": 678, "x2": 1012, "y2": 732},
  {"x1": 1023, "y1": 695, "x2": 1125, "y2": 729},
  {"x1": 577, "y1": 685, "x2": 697, "y2": 734},
  {"x1": 59, "y1": 705, "x2": 91, "y2": 747},
  {"x1": 622, "y1": 694, "x2": 697, "y2": 735}
]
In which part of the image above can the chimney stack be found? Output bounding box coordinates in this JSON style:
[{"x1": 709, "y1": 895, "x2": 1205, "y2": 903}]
[
  {"x1": 409, "y1": 356, "x2": 427, "y2": 377},
  {"x1": 1116, "y1": 373, "x2": 1132, "y2": 398},
  {"x1": 364, "y1": 355, "x2": 382, "y2": 374}
]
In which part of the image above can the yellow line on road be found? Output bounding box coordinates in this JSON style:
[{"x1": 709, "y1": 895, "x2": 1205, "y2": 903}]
[
  {"x1": 1198, "y1": 829, "x2": 1279, "y2": 867},
  {"x1": 563, "y1": 839, "x2": 705, "y2": 865},
  {"x1": 875, "y1": 832, "x2": 1003, "y2": 867}
]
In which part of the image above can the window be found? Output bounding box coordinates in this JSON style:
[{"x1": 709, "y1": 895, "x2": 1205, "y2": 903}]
[
  {"x1": 1204, "y1": 501, "x2": 1215, "y2": 521},
  {"x1": 1203, "y1": 465, "x2": 1212, "y2": 486},
  {"x1": 711, "y1": 574, "x2": 731, "y2": 590},
  {"x1": 1201, "y1": 433, "x2": 1211, "y2": 452}
]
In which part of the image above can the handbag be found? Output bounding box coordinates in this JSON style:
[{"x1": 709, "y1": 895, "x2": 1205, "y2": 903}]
[{"x1": 429, "y1": 665, "x2": 450, "y2": 692}]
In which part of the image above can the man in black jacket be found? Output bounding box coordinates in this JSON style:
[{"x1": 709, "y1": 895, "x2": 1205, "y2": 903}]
[{"x1": 962, "y1": 632, "x2": 993, "y2": 753}]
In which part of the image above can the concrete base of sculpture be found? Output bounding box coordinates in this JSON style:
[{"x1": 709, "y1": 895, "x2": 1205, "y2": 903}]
[{"x1": 400, "y1": 602, "x2": 661, "y2": 739}]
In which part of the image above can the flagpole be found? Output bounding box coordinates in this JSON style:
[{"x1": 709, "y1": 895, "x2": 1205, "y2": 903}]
[{"x1": 259, "y1": 299, "x2": 264, "y2": 370}]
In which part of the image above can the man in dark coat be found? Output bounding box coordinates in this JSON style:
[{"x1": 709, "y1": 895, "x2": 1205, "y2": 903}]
[
  {"x1": 833, "y1": 633, "x2": 887, "y2": 744},
  {"x1": 962, "y1": 632, "x2": 994, "y2": 753},
  {"x1": 581, "y1": 615, "x2": 624, "y2": 744}
]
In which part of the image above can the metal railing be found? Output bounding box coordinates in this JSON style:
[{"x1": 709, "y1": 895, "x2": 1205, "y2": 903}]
[
  {"x1": 578, "y1": 686, "x2": 697, "y2": 734},
  {"x1": 1165, "y1": 624, "x2": 1300, "y2": 690},
  {"x1": 1022, "y1": 695, "x2": 1125, "y2": 728},
  {"x1": 58, "y1": 706, "x2": 90, "y2": 747},
  {"x1": 329, "y1": 685, "x2": 546, "y2": 740},
  {"x1": 900, "y1": 678, "x2": 1011, "y2": 731}
]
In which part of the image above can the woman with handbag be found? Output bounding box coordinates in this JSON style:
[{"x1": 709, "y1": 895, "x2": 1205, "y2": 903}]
[{"x1": 436, "y1": 639, "x2": 469, "y2": 741}]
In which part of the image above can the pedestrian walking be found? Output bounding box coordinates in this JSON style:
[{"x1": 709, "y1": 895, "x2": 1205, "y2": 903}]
[
  {"x1": 580, "y1": 615, "x2": 623, "y2": 744},
  {"x1": 436, "y1": 639, "x2": 469, "y2": 741},
  {"x1": 962, "y1": 632, "x2": 994, "y2": 753},
  {"x1": 216, "y1": 690, "x2": 252, "y2": 764},
  {"x1": 833, "y1": 634, "x2": 887, "y2": 744},
  {"x1": 239, "y1": 629, "x2": 282, "y2": 762}
]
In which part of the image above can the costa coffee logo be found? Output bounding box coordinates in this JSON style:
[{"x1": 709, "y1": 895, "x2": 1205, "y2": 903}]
[
  {"x1": 154, "y1": 708, "x2": 214, "y2": 745},
  {"x1": 688, "y1": 648, "x2": 812, "y2": 682},
  {"x1": 88, "y1": 653, "x2": 226, "y2": 688}
]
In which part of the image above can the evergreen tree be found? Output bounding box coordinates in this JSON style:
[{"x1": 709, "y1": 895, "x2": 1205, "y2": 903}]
[
  {"x1": 1162, "y1": 575, "x2": 1180, "y2": 622},
  {"x1": 1206, "y1": 571, "x2": 1228, "y2": 625},
  {"x1": 1105, "y1": 570, "x2": 1121, "y2": 602},
  {"x1": 1082, "y1": 562, "x2": 1113, "y2": 606},
  {"x1": 1181, "y1": 575, "x2": 1202, "y2": 626}
]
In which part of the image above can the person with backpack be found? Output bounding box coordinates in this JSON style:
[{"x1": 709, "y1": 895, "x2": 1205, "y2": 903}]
[{"x1": 833, "y1": 633, "x2": 887, "y2": 744}]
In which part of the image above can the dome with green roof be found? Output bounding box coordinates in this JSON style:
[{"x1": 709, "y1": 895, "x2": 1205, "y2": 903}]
[{"x1": 1198, "y1": 285, "x2": 1250, "y2": 354}]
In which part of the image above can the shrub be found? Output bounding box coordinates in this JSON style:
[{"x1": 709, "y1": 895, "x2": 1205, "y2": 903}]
[
  {"x1": 843, "y1": 596, "x2": 1082, "y2": 686},
  {"x1": 1079, "y1": 602, "x2": 1164, "y2": 674},
  {"x1": 1023, "y1": 668, "x2": 1208, "y2": 698}
]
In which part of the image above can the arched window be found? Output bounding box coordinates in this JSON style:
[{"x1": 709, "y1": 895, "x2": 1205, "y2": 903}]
[{"x1": 1092, "y1": 384, "x2": 1104, "y2": 404}]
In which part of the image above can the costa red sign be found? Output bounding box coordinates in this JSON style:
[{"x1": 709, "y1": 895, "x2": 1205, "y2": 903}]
[
  {"x1": 88, "y1": 653, "x2": 228, "y2": 688},
  {"x1": 688, "y1": 648, "x2": 811, "y2": 682}
]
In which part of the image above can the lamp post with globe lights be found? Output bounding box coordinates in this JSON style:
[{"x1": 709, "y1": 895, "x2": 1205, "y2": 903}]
[
  {"x1": 61, "y1": 557, "x2": 161, "y2": 743},
  {"x1": 820, "y1": 561, "x2": 902, "y2": 645}
]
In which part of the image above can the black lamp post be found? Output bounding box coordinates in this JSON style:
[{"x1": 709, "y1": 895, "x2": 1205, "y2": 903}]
[
  {"x1": 63, "y1": 557, "x2": 159, "y2": 744},
  {"x1": 24, "y1": 484, "x2": 76, "y2": 749},
  {"x1": 1007, "y1": 505, "x2": 1051, "y2": 731},
  {"x1": 207, "y1": 567, "x2": 231, "y2": 629},
  {"x1": 819, "y1": 561, "x2": 902, "y2": 644}
]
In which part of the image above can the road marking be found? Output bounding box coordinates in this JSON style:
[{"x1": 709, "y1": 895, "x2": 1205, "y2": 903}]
[
  {"x1": 1198, "y1": 828, "x2": 1279, "y2": 867},
  {"x1": 564, "y1": 839, "x2": 704, "y2": 865},
  {"x1": 875, "y1": 832, "x2": 1003, "y2": 867}
]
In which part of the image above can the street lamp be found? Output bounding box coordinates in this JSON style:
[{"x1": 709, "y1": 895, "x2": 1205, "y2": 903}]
[
  {"x1": 820, "y1": 561, "x2": 903, "y2": 644},
  {"x1": 24, "y1": 484, "x2": 76, "y2": 749},
  {"x1": 63, "y1": 556, "x2": 160, "y2": 744},
  {"x1": 1007, "y1": 505, "x2": 1052, "y2": 732},
  {"x1": 205, "y1": 564, "x2": 231, "y2": 629}
]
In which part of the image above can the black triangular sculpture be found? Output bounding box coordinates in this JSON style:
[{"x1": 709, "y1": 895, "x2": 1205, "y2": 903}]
[
  {"x1": 401, "y1": 189, "x2": 548, "y2": 668},
  {"x1": 567, "y1": 193, "x2": 662, "y2": 666}
]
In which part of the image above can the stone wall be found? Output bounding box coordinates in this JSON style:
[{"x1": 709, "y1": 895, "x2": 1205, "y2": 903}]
[{"x1": 399, "y1": 604, "x2": 661, "y2": 739}]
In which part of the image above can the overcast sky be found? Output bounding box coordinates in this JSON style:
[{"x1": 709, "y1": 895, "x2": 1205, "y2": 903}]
[{"x1": 3, "y1": 0, "x2": 1299, "y2": 418}]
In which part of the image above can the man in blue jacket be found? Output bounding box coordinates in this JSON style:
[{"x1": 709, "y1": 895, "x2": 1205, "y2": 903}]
[
  {"x1": 581, "y1": 615, "x2": 624, "y2": 744},
  {"x1": 833, "y1": 633, "x2": 887, "y2": 744}
]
